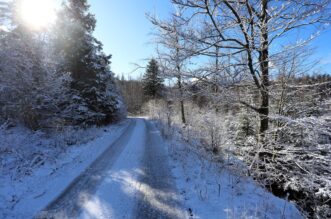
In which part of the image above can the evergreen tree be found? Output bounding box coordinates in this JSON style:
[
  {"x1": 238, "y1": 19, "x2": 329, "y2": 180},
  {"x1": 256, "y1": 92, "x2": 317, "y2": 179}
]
[
  {"x1": 53, "y1": 0, "x2": 125, "y2": 125},
  {"x1": 0, "y1": 1, "x2": 61, "y2": 129},
  {"x1": 142, "y1": 59, "x2": 164, "y2": 99}
]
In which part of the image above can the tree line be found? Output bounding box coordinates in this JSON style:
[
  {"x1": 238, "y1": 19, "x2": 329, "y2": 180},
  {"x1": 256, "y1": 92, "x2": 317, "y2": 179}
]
[{"x1": 0, "y1": 0, "x2": 126, "y2": 130}]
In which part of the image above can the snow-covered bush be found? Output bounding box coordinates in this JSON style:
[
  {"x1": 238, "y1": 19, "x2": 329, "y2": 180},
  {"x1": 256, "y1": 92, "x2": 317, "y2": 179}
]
[
  {"x1": 0, "y1": 123, "x2": 102, "y2": 180},
  {"x1": 0, "y1": 28, "x2": 61, "y2": 130},
  {"x1": 251, "y1": 115, "x2": 331, "y2": 218},
  {"x1": 145, "y1": 85, "x2": 330, "y2": 218}
]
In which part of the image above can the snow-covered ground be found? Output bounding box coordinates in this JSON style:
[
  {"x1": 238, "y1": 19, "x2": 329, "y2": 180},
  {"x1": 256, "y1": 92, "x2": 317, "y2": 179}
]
[
  {"x1": 158, "y1": 122, "x2": 304, "y2": 219},
  {"x1": 0, "y1": 120, "x2": 130, "y2": 219},
  {"x1": 1, "y1": 118, "x2": 304, "y2": 219}
]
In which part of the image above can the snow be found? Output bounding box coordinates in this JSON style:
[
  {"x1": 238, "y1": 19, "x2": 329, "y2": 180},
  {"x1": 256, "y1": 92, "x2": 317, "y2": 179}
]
[
  {"x1": 0, "y1": 120, "x2": 130, "y2": 219},
  {"x1": 158, "y1": 121, "x2": 304, "y2": 219},
  {"x1": 79, "y1": 118, "x2": 303, "y2": 219},
  {"x1": 81, "y1": 119, "x2": 188, "y2": 218},
  {"x1": 1, "y1": 118, "x2": 304, "y2": 218},
  {"x1": 79, "y1": 119, "x2": 147, "y2": 219}
]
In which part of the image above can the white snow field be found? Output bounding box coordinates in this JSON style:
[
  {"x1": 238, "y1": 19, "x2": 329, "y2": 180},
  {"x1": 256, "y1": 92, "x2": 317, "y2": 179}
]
[{"x1": 1, "y1": 118, "x2": 303, "y2": 218}]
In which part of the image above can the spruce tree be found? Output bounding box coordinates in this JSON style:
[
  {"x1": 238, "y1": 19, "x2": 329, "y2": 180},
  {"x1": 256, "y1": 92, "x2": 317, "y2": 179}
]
[
  {"x1": 142, "y1": 59, "x2": 164, "y2": 99},
  {"x1": 53, "y1": 0, "x2": 125, "y2": 125}
]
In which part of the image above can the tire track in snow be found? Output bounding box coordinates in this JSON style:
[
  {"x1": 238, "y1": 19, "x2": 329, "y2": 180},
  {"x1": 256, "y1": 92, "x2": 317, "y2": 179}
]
[
  {"x1": 35, "y1": 120, "x2": 136, "y2": 219},
  {"x1": 135, "y1": 121, "x2": 186, "y2": 219}
]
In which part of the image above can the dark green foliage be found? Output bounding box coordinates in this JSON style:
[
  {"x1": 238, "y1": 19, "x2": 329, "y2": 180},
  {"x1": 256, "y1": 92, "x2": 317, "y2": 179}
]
[
  {"x1": 142, "y1": 59, "x2": 164, "y2": 99},
  {"x1": 53, "y1": 0, "x2": 125, "y2": 126}
]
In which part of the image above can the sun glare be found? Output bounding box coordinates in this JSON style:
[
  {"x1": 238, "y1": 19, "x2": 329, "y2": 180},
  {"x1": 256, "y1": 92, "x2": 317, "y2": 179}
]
[{"x1": 20, "y1": 0, "x2": 57, "y2": 30}]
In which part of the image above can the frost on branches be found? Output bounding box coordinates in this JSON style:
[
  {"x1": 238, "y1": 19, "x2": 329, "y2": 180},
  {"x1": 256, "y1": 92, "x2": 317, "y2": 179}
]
[
  {"x1": 147, "y1": 0, "x2": 331, "y2": 217},
  {"x1": 0, "y1": 0, "x2": 126, "y2": 129}
]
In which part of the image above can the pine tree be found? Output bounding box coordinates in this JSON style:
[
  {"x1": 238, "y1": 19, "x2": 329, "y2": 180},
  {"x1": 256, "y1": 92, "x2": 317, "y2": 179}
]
[{"x1": 142, "y1": 59, "x2": 164, "y2": 99}]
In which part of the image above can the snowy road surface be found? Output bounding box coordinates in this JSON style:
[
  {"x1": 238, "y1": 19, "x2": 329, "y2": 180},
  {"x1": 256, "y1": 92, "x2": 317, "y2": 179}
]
[
  {"x1": 36, "y1": 118, "x2": 186, "y2": 219},
  {"x1": 136, "y1": 121, "x2": 185, "y2": 219}
]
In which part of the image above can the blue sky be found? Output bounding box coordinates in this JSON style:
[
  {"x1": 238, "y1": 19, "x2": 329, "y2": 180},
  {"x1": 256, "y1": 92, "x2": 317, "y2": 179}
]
[
  {"x1": 312, "y1": 28, "x2": 331, "y2": 71},
  {"x1": 88, "y1": 1, "x2": 331, "y2": 78},
  {"x1": 89, "y1": 0, "x2": 173, "y2": 78}
]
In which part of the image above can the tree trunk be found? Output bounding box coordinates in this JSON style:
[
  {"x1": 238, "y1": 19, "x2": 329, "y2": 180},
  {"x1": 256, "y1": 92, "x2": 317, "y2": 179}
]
[
  {"x1": 180, "y1": 99, "x2": 186, "y2": 124},
  {"x1": 259, "y1": 0, "x2": 269, "y2": 138},
  {"x1": 259, "y1": 89, "x2": 269, "y2": 136},
  {"x1": 177, "y1": 74, "x2": 186, "y2": 124}
]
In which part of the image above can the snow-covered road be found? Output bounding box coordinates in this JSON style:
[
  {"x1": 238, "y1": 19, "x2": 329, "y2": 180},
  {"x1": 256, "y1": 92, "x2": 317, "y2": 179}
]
[
  {"x1": 136, "y1": 121, "x2": 185, "y2": 219},
  {"x1": 36, "y1": 118, "x2": 185, "y2": 219}
]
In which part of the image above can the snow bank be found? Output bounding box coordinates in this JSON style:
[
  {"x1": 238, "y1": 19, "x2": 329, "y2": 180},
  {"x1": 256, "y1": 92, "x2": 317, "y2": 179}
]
[{"x1": 157, "y1": 122, "x2": 303, "y2": 219}]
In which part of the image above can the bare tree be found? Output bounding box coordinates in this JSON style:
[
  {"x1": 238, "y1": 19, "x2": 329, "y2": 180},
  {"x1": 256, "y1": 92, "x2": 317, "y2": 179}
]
[
  {"x1": 117, "y1": 77, "x2": 145, "y2": 114},
  {"x1": 152, "y1": 0, "x2": 330, "y2": 138},
  {"x1": 149, "y1": 10, "x2": 194, "y2": 124}
]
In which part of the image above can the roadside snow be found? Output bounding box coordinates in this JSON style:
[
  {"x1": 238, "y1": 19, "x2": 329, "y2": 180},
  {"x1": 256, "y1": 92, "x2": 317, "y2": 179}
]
[
  {"x1": 0, "y1": 120, "x2": 130, "y2": 219},
  {"x1": 161, "y1": 123, "x2": 303, "y2": 219}
]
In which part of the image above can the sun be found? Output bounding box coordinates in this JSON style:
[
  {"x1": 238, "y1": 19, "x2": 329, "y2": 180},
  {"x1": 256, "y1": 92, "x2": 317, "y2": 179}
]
[{"x1": 19, "y1": 0, "x2": 57, "y2": 30}]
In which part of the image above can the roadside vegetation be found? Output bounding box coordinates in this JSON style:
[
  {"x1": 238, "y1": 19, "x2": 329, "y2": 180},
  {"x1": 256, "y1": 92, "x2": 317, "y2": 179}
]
[{"x1": 119, "y1": 1, "x2": 331, "y2": 217}]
